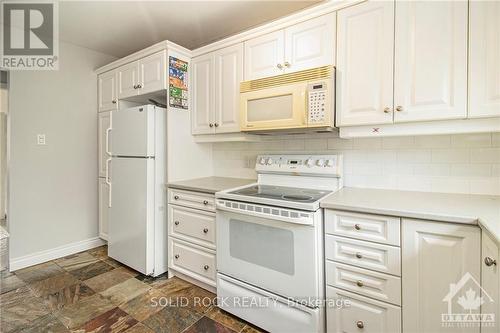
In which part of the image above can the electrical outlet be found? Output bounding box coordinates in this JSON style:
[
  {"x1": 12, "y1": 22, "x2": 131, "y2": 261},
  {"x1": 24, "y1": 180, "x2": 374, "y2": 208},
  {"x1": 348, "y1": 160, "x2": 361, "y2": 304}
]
[{"x1": 37, "y1": 134, "x2": 46, "y2": 145}]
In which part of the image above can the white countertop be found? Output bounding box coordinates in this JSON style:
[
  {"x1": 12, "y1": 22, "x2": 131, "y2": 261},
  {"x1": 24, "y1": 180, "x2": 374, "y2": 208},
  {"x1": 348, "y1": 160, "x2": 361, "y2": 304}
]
[
  {"x1": 168, "y1": 177, "x2": 256, "y2": 194},
  {"x1": 320, "y1": 187, "x2": 500, "y2": 243}
]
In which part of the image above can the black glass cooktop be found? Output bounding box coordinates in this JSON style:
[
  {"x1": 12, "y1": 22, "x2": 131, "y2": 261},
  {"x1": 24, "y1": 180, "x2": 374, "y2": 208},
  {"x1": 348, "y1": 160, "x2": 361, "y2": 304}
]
[{"x1": 228, "y1": 185, "x2": 331, "y2": 203}]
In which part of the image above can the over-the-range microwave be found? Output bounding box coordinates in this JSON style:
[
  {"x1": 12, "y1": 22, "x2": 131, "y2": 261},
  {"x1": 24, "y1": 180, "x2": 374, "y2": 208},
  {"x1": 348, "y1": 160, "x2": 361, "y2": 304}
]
[{"x1": 240, "y1": 65, "x2": 335, "y2": 133}]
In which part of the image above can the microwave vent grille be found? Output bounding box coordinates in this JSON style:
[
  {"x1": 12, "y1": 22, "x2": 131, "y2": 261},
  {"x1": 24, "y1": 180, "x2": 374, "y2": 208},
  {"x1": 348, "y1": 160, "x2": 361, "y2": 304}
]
[{"x1": 240, "y1": 65, "x2": 334, "y2": 93}]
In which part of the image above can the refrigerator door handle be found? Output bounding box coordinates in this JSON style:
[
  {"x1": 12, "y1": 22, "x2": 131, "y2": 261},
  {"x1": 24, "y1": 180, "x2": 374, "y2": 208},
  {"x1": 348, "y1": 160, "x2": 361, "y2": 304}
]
[
  {"x1": 105, "y1": 127, "x2": 112, "y2": 156},
  {"x1": 106, "y1": 158, "x2": 112, "y2": 207}
]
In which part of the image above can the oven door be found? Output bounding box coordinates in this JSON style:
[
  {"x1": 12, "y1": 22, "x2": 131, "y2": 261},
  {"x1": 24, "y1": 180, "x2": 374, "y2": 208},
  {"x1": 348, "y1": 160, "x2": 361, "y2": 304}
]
[{"x1": 216, "y1": 203, "x2": 322, "y2": 304}]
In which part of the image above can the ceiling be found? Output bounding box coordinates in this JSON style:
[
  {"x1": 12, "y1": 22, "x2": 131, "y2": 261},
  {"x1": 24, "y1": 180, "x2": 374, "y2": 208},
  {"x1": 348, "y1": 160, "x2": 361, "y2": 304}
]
[{"x1": 56, "y1": 0, "x2": 322, "y2": 58}]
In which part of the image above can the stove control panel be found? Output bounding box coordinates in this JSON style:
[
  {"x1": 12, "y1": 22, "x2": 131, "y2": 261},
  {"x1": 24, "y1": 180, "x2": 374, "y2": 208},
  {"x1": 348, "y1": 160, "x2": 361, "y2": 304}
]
[{"x1": 255, "y1": 154, "x2": 342, "y2": 177}]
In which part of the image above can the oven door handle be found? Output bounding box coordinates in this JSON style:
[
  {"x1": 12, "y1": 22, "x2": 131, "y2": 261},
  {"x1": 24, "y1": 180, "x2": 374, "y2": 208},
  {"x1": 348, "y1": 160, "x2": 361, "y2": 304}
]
[{"x1": 216, "y1": 201, "x2": 314, "y2": 226}]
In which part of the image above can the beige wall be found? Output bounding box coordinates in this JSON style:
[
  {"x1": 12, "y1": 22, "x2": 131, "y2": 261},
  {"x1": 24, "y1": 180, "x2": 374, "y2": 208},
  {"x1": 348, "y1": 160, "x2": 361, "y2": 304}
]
[
  {"x1": 8, "y1": 42, "x2": 116, "y2": 260},
  {"x1": 0, "y1": 86, "x2": 7, "y2": 218}
]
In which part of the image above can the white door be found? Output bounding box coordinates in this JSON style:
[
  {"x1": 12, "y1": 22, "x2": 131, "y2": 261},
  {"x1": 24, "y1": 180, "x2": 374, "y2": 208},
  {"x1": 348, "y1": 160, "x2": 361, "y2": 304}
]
[
  {"x1": 214, "y1": 43, "x2": 243, "y2": 133},
  {"x1": 191, "y1": 53, "x2": 215, "y2": 135},
  {"x1": 394, "y1": 0, "x2": 467, "y2": 123},
  {"x1": 111, "y1": 106, "x2": 155, "y2": 157},
  {"x1": 98, "y1": 111, "x2": 111, "y2": 178},
  {"x1": 98, "y1": 71, "x2": 117, "y2": 112},
  {"x1": 469, "y1": 1, "x2": 500, "y2": 118},
  {"x1": 117, "y1": 61, "x2": 139, "y2": 99},
  {"x1": 139, "y1": 50, "x2": 166, "y2": 95},
  {"x1": 284, "y1": 13, "x2": 336, "y2": 72},
  {"x1": 98, "y1": 178, "x2": 109, "y2": 240},
  {"x1": 402, "y1": 219, "x2": 480, "y2": 333},
  {"x1": 108, "y1": 157, "x2": 155, "y2": 275},
  {"x1": 481, "y1": 230, "x2": 499, "y2": 333},
  {"x1": 244, "y1": 30, "x2": 285, "y2": 80},
  {"x1": 336, "y1": 1, "x2": 394, "y2": 126}
]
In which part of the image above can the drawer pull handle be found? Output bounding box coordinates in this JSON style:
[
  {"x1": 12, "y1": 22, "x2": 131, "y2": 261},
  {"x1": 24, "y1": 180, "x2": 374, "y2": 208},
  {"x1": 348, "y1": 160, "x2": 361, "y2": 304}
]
[
  {"x1": 203, "y1": 200, "x2": 209, "y2": 205},
  {"x1": 174, "y1": 221, "x2": 180, "y2": 226},
  {"x1": 355, "y1": 253, "x2": 363, "y2": 259},
  {"x1": 174, "y1": 195, "x2": 179, "y2": 200},
  {"x1": 354, "y1": 224, "x2": 361, "y2": 231},
  {"x1": 203, "y1": 265, "x2": 209, "y2": 270},
  {"x1": 356, "y1": 321, "x2": 364, "y2": 329},
  {"x1": 203, "y1": 228, "x2": 209, "y2": 234},
  {"x1": 356, "y1": 280, "x2": 364, "y2": 287},
  {"x1": 485, "y1": 257, "x2": 497, "y2": 266},
  {"x1": 174, "y1": 254, "x2": 179, "y2": 259}
]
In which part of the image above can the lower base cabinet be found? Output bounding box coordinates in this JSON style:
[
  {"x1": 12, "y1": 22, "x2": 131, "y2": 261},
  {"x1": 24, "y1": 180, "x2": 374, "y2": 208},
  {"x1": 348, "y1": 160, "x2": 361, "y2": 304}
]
[
  {"x1": 481, "y1": 230, "x2": 499, "y2": 333},
  {"x1": 98, "y1": 178, "x2": 109, "y2": 240}
]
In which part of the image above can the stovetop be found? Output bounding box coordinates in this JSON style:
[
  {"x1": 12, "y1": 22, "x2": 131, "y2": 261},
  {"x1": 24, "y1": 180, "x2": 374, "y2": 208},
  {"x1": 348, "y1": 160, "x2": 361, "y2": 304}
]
[{"x1": 227, "y1": 184, "x2": 332, "y2": 204}]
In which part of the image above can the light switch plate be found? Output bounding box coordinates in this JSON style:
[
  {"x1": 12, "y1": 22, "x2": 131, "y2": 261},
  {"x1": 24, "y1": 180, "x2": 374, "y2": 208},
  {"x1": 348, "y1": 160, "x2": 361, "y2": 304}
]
[{"x1": 37, "y1": 134, "x2": 46, "y2": 145}]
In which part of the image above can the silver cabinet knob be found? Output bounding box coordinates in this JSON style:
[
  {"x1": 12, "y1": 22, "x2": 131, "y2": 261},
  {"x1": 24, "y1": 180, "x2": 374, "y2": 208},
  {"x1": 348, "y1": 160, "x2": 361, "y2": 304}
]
[
  {"x1": 203, "y1": 228, "x2": 209, "y2": 234},
  {"x1": 485, "y1": 257, "x2": 497, "y2": 266},
  {"x1": 203, "y1": 200, "x2": 209, "y2": 205},
  {"x1": 174, "y1": 221, "x2": 180, "y2": 226},
  {"x1": 214, "y1": 123, "x2": 219, "y2": 127},
  {"x1": 383, "y1": 107, "x2": 391, "y2": 113},
  {"x1": 203, "y1": 265, "x2": 209, "y2": 270},
  {"x1": 136, "y1": 83, "x2": 142, "y2": 89},
  {"x1": 356, "y1": 280, "x2": 364, "y2": 287},
  {"x1": 209, "y1": 123, "x2": 214, "y2": 128},
  {"x1": 174, "y1": 254, "x2": 179, "y2": 259},
  {"x1": 174, "y1": 195, "x2": 179, "y2": 200},
  {"x1": 355, "y1": 253, "x2": 363, "y2": 259},
  {"x1": 284, "y1": 61, "x2": 291, "y2": 68},
  {"x1": 112, "y1": 100, "x2": 117, "y2": 104},
  {"x1": 133, "y1": 84, "x2": 137, "y2": 89},
  {"x1": 356, "y1": 321, "x2": 364, "y2": 329},
  {"x1": 396, "y1": 105, "x2": 403, "y2": 112},
  {"x1": 276, "y1": 63, "x2": 283, "y2": 69},
  {"x1": 354, "y1": 224, "x2": 361, "y2": 231}
]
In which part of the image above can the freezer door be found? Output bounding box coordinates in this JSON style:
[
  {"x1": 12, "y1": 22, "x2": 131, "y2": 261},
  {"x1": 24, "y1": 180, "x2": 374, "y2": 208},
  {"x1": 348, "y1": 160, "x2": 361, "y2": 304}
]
[
  {"x1": 111, "y1": 105, "x2": 155, "y2": 157},
  {"x1": 108, "y1": 157, "x2": 155, "y2": 275}
]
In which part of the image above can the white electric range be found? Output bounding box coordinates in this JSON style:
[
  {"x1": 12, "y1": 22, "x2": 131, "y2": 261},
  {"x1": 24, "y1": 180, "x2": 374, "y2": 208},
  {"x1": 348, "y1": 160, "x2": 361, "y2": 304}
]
[{"x1": 215, "y1": 154, "x2": 343, "y2": 333}]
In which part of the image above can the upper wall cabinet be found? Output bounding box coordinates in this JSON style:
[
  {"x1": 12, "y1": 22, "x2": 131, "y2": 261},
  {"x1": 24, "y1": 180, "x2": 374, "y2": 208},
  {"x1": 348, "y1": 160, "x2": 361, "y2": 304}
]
[
  {"x1": 191, "y1": 43, "x2": 243, "y2": 135},
  {"x1": 244, "y1": 13, "x2": 336, "y2": 80},
  {"x1": 394, "y1": 0, "x2": 467, "y2": 123},
  {"x1": 98, "y1": 70, "x2": 118, "y2": 112},
  {"x1": 469, "y1": 1, "x2": 500, "y2": 118},
  {"x1": 336, "y1": 1, "x2": 394, "y2": 126}
]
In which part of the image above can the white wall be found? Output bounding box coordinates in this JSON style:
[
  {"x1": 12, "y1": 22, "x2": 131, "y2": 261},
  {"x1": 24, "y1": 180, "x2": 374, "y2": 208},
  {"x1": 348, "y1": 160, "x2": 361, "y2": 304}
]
[
  {"x1": 0, "y1": 86, "x2": 7, "y2": 218},
  {"x1": 213, "y1": 133, "x2": 500, "y2": 195},
  {"x1": 8, "y1": 42, "x2": 116, "y2": 260}
]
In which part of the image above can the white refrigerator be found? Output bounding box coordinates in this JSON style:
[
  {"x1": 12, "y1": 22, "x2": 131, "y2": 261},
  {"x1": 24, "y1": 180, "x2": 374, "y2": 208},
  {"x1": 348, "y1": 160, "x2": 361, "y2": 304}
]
[{"x1": 107, "y1": 105, "x2": 167, "y2": 276}]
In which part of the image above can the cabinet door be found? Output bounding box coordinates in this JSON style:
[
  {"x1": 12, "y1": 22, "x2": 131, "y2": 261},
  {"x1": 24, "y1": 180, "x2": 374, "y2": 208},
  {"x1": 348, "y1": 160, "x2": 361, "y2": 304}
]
[
  {"x1": 469, "y1": 1, "x2": 500, "y2": 118},
  {"x1": 191, "y1": 54, "x2": 215, "y2": 135},
  {"x1": 481, "y1": 230, "x2": 499, "y2": 333},
  {"x1": 214, "y1": 43, "x2": 243, "y2": 134},
  {"x1": 98, "y1": 71, "x2": 117, "y2": 112},
  {"x1": 244, "y1": 30, "x2": 285, "y2": 80},
  {"x1": 139, "y1": 50, "x2": 166, "y2": 95},
  {"x1": 394, "y1": 1, "x2": 467, "y2": 123},
  {"x1": 98, "y1": 178, "x2": 109, "y2": 240},
  {"x1": 117, "y1": 61, "x2": 139, "y2": 99},
  {"x1": 402, "y1": 219, "x2": 480, "y2": 333},
  {"x1": 98, "y1": 111, "x2": 111, "y2": 178},
  {"x1": 336, "y1": 1, "x2": 394, "y2": 126},
  {"x1": 284, "y1": 13, "x2": 335, "y2": 72}
]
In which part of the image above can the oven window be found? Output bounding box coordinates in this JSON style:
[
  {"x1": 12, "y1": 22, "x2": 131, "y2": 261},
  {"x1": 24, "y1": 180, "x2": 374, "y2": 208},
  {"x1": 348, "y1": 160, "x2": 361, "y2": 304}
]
[
  {"x1": 229, "y1": 219, "x2": 295, "y2": 275},
  {"x1": 247, "y1": 94, "x2": 293, "y2": 122}
]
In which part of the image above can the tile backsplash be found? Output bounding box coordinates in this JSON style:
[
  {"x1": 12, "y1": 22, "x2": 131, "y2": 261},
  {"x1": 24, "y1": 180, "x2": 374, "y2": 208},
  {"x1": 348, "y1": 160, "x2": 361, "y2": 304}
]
[{"x1": 212, "y1": 133, "x2": 500, "y2": 195}]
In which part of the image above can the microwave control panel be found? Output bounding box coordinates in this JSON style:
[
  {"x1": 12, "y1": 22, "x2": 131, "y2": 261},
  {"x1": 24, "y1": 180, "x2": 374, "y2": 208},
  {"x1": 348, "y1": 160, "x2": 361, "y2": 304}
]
[{"x1": 307, "y1": 82, "x2": 328, "y2": 124}]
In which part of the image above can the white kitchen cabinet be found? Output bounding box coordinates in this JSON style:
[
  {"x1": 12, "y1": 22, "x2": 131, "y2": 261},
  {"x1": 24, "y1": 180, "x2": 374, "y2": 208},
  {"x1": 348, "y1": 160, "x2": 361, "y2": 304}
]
[
  {"x1": 117, "y1": 61, "x2": 140, "y2": 99},
  {"x1": 138, "y1": 50, "x2": 166, "y2": 95},
  {"x1": 335, "y1": 1, "x2": 394, "y2": 126},
  {"x1": 244, "y1": 30, "x2": 284, "y2": 80},
  {"x1": 402, "y1": 219, "x2": 480, "y2": 333},
  {"x1": 191, "y1": 53, "x2": 215, "y2": 135},
  {"x1": 98, "y1": 178, "x2": 109, "y2": 240},
  {"x1": 469, "y1": 1, "x2": 500, "y2": 118},
  {"x1": 214, "y1": 43, "x2": 243, "y2": 133},
  {"x1": 98, "y1": 71, "x2": 117, "y2": 112},
  {"x1": 98, "y1": 111, "x2": 111, "y2": 178},
  {"x1": 394, "y1": 0, "x2": 467, "y2": 123},
  {"x1": 481, "y1": 230, "x2": 499, "y2": 333},
  {"x1": 284, "y1": 13, "x2": 335, "y2": 73}
]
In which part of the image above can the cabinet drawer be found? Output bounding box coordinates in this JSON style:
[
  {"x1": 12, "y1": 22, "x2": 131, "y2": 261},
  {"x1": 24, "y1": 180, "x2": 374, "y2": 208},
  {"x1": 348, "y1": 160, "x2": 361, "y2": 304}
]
[
  {"x1": 168, "y1": 205, "x2": 215, "y2": 249},
  {"x1": 327, "y1": 286, "x2": 401, "y2": 333},
  {"x1": 168, "y1": 188, "x2": 215, "y2": 212},
  {"x1": 326, "y1": 261, "x2": 401, "y2": 306},
  {"x1": 326, "y1": 210, "x2": 400, "y2": 246},
  {"x1": 325, "y1": 235, "x2": 401, "y2": 276},
  {"x1": 169, "y1": 238, "x2": 216, "y2": 285}
]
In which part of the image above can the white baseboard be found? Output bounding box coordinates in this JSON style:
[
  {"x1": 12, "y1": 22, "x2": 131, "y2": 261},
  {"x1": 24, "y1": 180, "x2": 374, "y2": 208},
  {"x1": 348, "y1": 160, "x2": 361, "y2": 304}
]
[{"x1": 9, "y1": 237, "x2": 106, "y2": 271}]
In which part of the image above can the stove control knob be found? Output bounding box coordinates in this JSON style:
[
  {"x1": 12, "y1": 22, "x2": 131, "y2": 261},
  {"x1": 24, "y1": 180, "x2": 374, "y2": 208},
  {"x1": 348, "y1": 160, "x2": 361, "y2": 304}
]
[
  {"x1": 259, "y1": 157, "x2": 266, "y2": 165},
  {"x1": 316, "y1": 159, "x2": 325, "y2": 167},
  {"x1": 266, "y1": 158, "x2": 273, "y2": 165},
  {"x1": 305, "y1": 158, "x2": 314, "y2": 167},
  {"x1": 326, "y1": 159, "x2": 335, "y2": 167}
]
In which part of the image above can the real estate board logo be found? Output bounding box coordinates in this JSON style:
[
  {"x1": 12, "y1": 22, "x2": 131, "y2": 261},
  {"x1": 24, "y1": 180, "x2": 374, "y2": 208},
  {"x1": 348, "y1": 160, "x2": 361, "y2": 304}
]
[{"x1": 1, "y1": 0, "x2": 58, "y2": 70}]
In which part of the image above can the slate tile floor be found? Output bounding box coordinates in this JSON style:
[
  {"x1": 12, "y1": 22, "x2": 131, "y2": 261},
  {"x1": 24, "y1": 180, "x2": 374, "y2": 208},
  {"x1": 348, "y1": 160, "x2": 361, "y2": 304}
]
[{"x1": 0, "y1": 246, "x2": 265, "y2": 333}]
